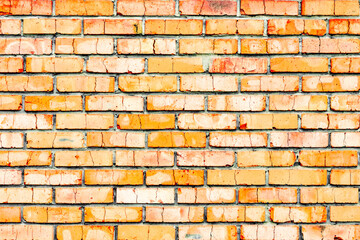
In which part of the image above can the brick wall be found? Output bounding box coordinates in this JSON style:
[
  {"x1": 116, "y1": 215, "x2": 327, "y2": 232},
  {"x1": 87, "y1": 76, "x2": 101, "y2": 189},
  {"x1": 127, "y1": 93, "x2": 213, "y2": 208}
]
[{"x1": 0, "y1": 0, "x2": 360, "y2": 239}]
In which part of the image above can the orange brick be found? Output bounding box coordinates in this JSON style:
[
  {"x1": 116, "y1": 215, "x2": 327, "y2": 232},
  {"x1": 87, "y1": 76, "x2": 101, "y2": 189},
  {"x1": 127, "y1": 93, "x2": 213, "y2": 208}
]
[
  {"x1": 27, "y1": 132, "x2": 84, "y2": 148},
  {"x1": 268, "y1": 19, "x2": 326, "y2": 36},
  {"x1": 207, "y1": 206, "x2": 265, "y2": 222},
  {"x1": 85, "y1": 207, "x2": 142, "y2": 222},
  {"x1": 0, "y1": 114, "x2": 52, "y2": 129},
  {"x1": 177, "y1": 151, "x2": 235, "y2": 167},
  {"x1": 56, "y1": 38, "x2": 114, "y2": 54},
  {"x1": 0, "y1": 207, "x2": 21, "y2": 222},
  {"x1": 25, "y1": 96, "x2": 82, "y2": 111},
  {"x1": 0, "y1": 0, "x2": 52, "y2": 15},
  {"x1": 0, "y1": 95, "x2": 22, "y2": 110},
  {"x1": 299, "y1": 150, "x2": 358, "y2": 167},
  {"x1": 24, "y1": 169, "x2": 82, "y2": 185},
  {"x1": 180, "y1": 0, "x2": 237, "y2": 15},
  {"x1": 147, "y1": 95, "x2": 204, "y2": 111},
  {"x1": 57, "y1": 226, "x2": 114, "y2": 240},
  {"x1": 0, "y1": 188, "x2": 52, "y2": 203},
  {"x1": 331, "y1": 95, "x2": 360, "y2": 111},
  {"x1": 85, "y1": 95, "x2": 143, "y2": 111},
  {"x1": 329, "y1": 19, "x2": 360, "y2": 34},
  {"x1": 117, "y1": 38, "x2": 176, "y2": 55},
  {"x1": 87, "y1": 57, "x2": 144, "y2": 73},
  {"x1": 0, "y1": 133, "x2": 23, "y2": 148},
  {"x1": 118, "y1": 226, "x2": 175, "y2": 240},
  {"x1": 0, "y1": 169, "x2": 21, "y2": 185},
  {"x1": 240, "y1": 114, "x2": 297, "y2": 129},
  {"x1": 270, "y1": 206, "x2": 326, "y2": 223},
  {"x1": 0, "y1": 76, "x2": 53, "y2": 92},
  {"x1": 0, "y1": 19, "x2": 21, "y2": 34},
  {"x1": 0, "y1": 151, "x2": 51, "y2": 166},
  {"x1": 85, "y1": 169, "x2": 143, "y2": 185},
  {"x1": 239, "y1": 188, "x2": 297, "y2": 203},
  {"x1": 241, "y1": 38, "x2": 299, "y2": 54},
  {"x1": 302, "y1": 76, "x2": 360, "y2": 92},
  {"x1": 178, "y1": 114, "x2": 236, "y2": 129},
  {"x1": 0, "y1": 57, "x2": 23, "y2": 72},
  {"x1": 55, "y1": 151, "x2": 113, "y2": 167},
  {"x1": 302, "y1": 226, "x2": 360, "y2": 240},
  {"x1": 117, "y1": 114, "x2": 175, "y2": 129},
  {"x1": 117, "y1": 188, "x2": 174, "y2": 204},
  {"x1": 303, "y1": 38, "x2": 360, "y2": 53},
  {"x1": 57, "y1": 76, "x2": 115, "y2": 92},
  {"x1": 241, "y1": 0, "x2": 298, "y2": 15},
  {"x1": 26, "y1": 57, "x2": 84, "y2": 73},
  {"x1": 206, "y1": 19, "x2": 264, "y2": 35},
  {"x1": 84, "y1": 19, "x2": 142, "y2": 34},
  {"x1": 148, "y1": 132, "x2": 206, "y2": 148},
  {"x1": 55, "y1": 188, "x2": 113, "y2": 203},
  {"x1": 302, "y1": 0, "x2": 335, "y2": 15},
  {"x1": 180, "y1": 75, "x2": 238, "y2": 92},
  {"x1": 179, "y1": 39, "x2": 238, "y2": 54},
  {"x1": 270, "y1": 132, "x2": 328, "y2": 148},
  {"x1": 0, "y1": 38, "x2": 52, "y2": 54},
  {"x1": 335, "y1": 0, "x2": 360, "y2": 15},
  {"x1": 271, "y1": 57, "x2": 328, "y2": 72},
  {"x1": 118, "y1": 0, "x2": 175, "y2": 15},
  {"x1": 0, "y1": 226, "x2": 53, "y2": 240},
  {"x1": 269, "y1": 169, "x2": 327, "y2": 185},
  {"x1": 331, "y1": 206, "x2": 360, "y2": 222},
  {"x1": 210, "y1": 132, "x2": 267, "y2": 147},
  {"x1": 331, "y1": 169, "x2": 360, "y2": 185},
  {"x1": 237, "y1": 151, "x2": 295, "y2": 167},
  {"x1": 241, "y1": 225, "x2": 299, "y2": 240},
  {"x1": 302, "y1": 113, "x2": 359, "y2": 129},
  {"x1": 178, "y1": 188, "x2": 236, "y2": 203},
  {"x1": 119, "y1": 76, "x2": 177, "y2": 92},
  {"x1": 179, "y1": 226, "x2": 237, "y2": 240},
  {"x1": 146, "y1": 206, "x2": 203, "y2": 222},
  {"x1": 208, "y1": 95, "x2": 266, "y2": 111},
  {"x1": 331, "y1": 57, "x2": 360, "y2": 73},
  {"x1": 210, "y1": 57, "x2": 267, "y2": 73},
  {"x1": 87, "y1": 132, "x2": 145, "y2": 148},
  {"x1": 205, "y1": 19, "x2": 237, "y2": 34},
  {"x1": 269, "y1": 95, "x2": 328, "y2": 111},
  {"x1": 145, "y1": 19, "x2": 203, "y2": 35},
  {"x1": 331, "y1": 132, "x2": 360, "y2": 147},
  {"x1": 301, "y1": 188, "x2": 358, "y2": 203},
  {"x1": 55, "y1": 0, "x2": 113, "y2": 15},
  {"x1": 23, "y1": 206, "x2": 81, "y2": 223},
  {"x1": 116, "y1": 150, "x2": 174, "y2": 167},
  {"x1": 56, "y1": 19, "x2": 82, "y2": 34},
  {"x1": 241, "y1": 76, "x2": 299, "y2": 91},
  {"x1": 146, "y1": 170, "x2": 204, "y2": 185},
  {"x1": 23, "y1": 18, "x2": 55, "y2": 34},
  {"x1": 148, "y1": 57, "x2": 204, "y2": 73},
  {"x1": 208, "y1": 169, "x2": 266, "y2": 185},
  {"x1": 56, "y1": 113, "x2": 113, "y2": 129}
]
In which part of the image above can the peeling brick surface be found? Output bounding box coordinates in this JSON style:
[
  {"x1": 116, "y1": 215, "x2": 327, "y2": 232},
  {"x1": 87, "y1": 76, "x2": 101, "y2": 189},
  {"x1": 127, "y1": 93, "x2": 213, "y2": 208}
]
[{"x1": 1, "y1": 0, "x2": 360, "y2": 239}]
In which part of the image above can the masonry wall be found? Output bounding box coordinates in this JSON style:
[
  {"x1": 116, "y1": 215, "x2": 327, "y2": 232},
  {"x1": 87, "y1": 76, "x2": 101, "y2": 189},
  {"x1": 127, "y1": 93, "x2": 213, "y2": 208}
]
[{"x1": 1, "y1": 0, "x2": 360, "y2": 239}]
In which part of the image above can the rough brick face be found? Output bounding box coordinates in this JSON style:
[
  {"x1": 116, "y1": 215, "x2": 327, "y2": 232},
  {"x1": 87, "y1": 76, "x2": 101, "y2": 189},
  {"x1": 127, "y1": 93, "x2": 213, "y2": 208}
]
[{"x1": 1, "y1": 1, "x2": 359, "y2": 239}]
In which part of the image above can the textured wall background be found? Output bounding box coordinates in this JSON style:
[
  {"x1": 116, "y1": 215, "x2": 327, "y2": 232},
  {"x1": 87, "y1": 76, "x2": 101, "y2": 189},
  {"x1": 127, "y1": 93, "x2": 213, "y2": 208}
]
[{"x1": 1, "y1": 0, "x2": 360, "y2": 239}]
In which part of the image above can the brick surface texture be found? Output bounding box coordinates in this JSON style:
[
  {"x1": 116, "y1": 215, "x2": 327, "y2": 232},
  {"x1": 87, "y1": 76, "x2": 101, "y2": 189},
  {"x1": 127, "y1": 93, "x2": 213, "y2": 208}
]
[{"x1": 1, "y1": 0, "x2": 360, "y2": 239}]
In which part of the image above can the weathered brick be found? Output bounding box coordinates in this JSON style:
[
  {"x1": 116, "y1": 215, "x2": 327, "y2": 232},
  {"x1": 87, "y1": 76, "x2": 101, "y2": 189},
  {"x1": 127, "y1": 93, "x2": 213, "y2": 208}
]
[
  {"x1": 57, "y1": 226, "x2": 114, "y2": 240},
  {"x1": 87, "y1": 132, "x2": 145, "y2": 148},
  {"x1": 146, "y1": 206, "x2": 203, "y2": 222},
  {"x1": 85, "y1": 207, "x2": 142, "y2": 222},
  {"x1": 118, "y1": 0, "x2": 175, "y2": 15},
  {"x1": 116, "y1": 150, "x2": 174, "y2": 166}
]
